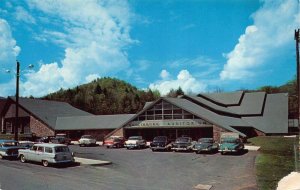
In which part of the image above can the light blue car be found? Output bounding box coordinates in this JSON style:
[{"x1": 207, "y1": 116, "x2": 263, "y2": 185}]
[
  {"x1": 0, "y1": 139, "x2": 24, "y2": 159},
  {"x1": 18, "y1": 143, "x2": 75, "y2": 167}
]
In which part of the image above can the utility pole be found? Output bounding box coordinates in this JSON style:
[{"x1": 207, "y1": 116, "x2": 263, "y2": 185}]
[
  {"x1": 15, "y1": 61, "x2": 20, "y2": 142},
  {"x1": 294, "y1": 29, "x2": 300, "y2": 171}
]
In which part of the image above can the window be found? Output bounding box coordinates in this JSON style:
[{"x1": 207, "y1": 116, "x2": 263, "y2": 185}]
[
  {"x1": 163, "y1": 110, "x2": 172, "y2": 114},
  {"x1": 37, "y1": 146, "x2": 44, "y2": 152},
  {"x1": 24, "y1": 125, "x2": 31, "y2": 134},
  {"x1": 55, "y1": 146, "x2": 70, "y2": 153},
  {"x1": 45, "y1": 147, "x2": 53, "y2": 153},
  {"x1": 31, "y1": 146, "x2": 37, "y2": 151},
  {"x1": 6, "y1": 122, "x2": 12, "y2": 134}
]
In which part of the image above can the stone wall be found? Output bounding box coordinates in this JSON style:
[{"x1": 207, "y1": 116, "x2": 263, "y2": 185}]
[
  {"x1": 30, "y1": 116, "x2": 55, "y2": 137},
  {"x1": 213, "y1": 125, "x2": 230, "y2": 142}
]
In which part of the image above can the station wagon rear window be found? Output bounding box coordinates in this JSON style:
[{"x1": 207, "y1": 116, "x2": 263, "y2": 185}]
[
  {"x1": 45, "y1": 147, "x2": 53, "y2": 153},
  {"x1": 55, "y1": 146, "x2": 70, "y2": 153}
]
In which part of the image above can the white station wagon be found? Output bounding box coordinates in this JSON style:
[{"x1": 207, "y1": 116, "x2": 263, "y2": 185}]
[{"x1": 18, "y1": 143, "x2": 75, "y2": 167}]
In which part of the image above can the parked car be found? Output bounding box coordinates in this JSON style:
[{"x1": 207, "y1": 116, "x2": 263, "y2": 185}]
[
  {"x1": 171, "y1": 137, "x2": 194, "y2": 152},
  {"x1": 18, "y1": 143, "x2": 75, "y2": 167},
  {"x1": 19, "y1": 141, "x2": 35, "y2": 149},
  {"x1": 219, "y1": 137, "x2": 244, "y2": 155},
  {"x1": 50, "y1": 135, "x2": 71, "y2": 145},
  {"x1": 55, "y1": 134, "x2": 71, "y2": 144},
  {"x1": 124, "y1": 136, "x2": 146, "y2": 149},
  {"x1": 0, "y1": 140, "x2": 24, "y2": 159},
  {"x1": 193, "y1": 138, "x2": 218, "y2": 154},
  {"x1": 150, "y1": 136, "x2": 172, "y2": 151},
  {"x1": 37, "y1": 136, "x2": 54, "y2": 143},
  {"x1": 78, "y1": 135, "x2": 97, "y2": 147},
  {"x1": 104, "y1": 136, "x2": 125, "y2": 148}
]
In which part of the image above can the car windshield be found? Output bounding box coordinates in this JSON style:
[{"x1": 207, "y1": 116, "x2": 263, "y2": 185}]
[
  {"x1": 175, "y1": 137, "x2": 190, "y2": 143},
  {"x1": 1, "y1": 142, "x2": 18, "y2": 147},
  {"x1": 128, "y1": 136, "x2": 141, "y2": 140},
  {"x1": 153, "y1": 136, "x2": 167, "y2": 141},
  {"x1": 54, "y1": 146, "x2": 70, "y2": 153},
  {"x1": 198, "y1": 138, "x2": 213, "y2": 143},
  {"x1": 81, "y1": 135, "x2": 93, "y2": 139},
  {"x1": 221, "y1": 138, "x2": 238, "y2": 143}
]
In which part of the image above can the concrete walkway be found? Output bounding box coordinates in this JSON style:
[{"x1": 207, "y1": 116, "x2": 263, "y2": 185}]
[
  {"x1": 244, "y1": 145, "x2": 260, "y2": 151},
  {"x1": 74, "y1": 157, "x2": 112, "y2": 166}
]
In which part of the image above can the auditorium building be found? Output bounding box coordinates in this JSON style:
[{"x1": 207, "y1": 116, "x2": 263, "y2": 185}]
[{"x1": 0, "y1": 91, "x2": 288, "y2": 142}]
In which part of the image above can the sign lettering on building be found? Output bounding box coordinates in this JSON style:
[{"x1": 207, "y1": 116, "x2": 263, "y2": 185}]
[{"x1": 128, "y1": 119, "x2": 210, "y2": 128}]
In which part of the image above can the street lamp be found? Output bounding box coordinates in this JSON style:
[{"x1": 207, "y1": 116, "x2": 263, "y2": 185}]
[
  {"x1": 5, "y1": 61, "x2": 34, "y2": 141},
  {"x1": 294, "y1": 29, "x2": 300, "y2": 171}
]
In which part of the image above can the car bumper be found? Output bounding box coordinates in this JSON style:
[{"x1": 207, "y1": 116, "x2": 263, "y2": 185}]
[
  {"x1": 79, "y1": 141, "x2": 95, "y2": 145},
  {"x1": 124, "y1": 144, "x2": 139, "y2": 148},
  {"x1": 151, "y1": 146, "x2": 168, "y2": 150},
  {"x1": 171, "y1": 147, "x2": 190, "y2": 151},
  {"x1": 219, "y1": 149, "x2": 238, "y2": 152},
  {"x1": 51, "y1": 158, "x2": 75, "y2": 164},
  {"x1": 193, "y1": 148, "x2": 212, "y2": 152}
]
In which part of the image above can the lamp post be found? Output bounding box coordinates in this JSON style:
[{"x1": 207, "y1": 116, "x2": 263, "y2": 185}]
[
  {"x1": 15, "y1": 61, "x2": 20, "y2": 141},
  {"x1": 5, "y1": 61, "x2": 33, "y2": 142},
  {"x1": 294, "y1": 29, "x2": 300, "y2": 171}
]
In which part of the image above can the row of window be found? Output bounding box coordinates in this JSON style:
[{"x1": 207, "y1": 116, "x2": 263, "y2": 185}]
[{"x1": 2, "y1": 122, "x2": 31, "y2": 134}]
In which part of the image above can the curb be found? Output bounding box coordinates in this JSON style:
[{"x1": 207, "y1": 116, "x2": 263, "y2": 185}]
[{"x1": 74, "y1": 157, "x2": 112, "y2": 166}]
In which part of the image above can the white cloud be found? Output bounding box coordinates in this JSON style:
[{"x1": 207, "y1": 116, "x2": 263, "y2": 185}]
[
  {"x1": 0, "y1": 19, "x2": 20, "y2": 67},
  {"x1": 85, "y1": 74, "x2": 100, "y2": 83},
  {"x1": 15, "y1": 6, "x2": 36, "y2": 24},
  {"x1": 18, "y1": 0, "x2": 134, "y2": 97},
  {"x1": 220, "y1": 0, "x2": 299, "y2": 80},
  {"x1": 149, "y1": 70, "x2": 207, "y2": 96},
  {"x1": 160, "y1": 69, "x2": 170, "y2": 79}
]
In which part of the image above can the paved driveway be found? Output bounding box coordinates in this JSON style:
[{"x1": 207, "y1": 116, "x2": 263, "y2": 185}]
[
  {"x1": 71, "y1": 145, "x2": 257, "y2": 190},
  {"x1": 0, "y1": 146, "x2": 257, "y2": 190}
]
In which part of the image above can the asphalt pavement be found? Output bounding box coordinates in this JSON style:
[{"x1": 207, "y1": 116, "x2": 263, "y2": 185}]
[{"x1": 0, "y1": 145, "x2": 257, "y2": 190}]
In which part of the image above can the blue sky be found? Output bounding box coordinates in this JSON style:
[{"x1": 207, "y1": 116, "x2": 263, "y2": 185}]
[{"x1": 0, "y1": 0, "x2": 298, "y2": 97}]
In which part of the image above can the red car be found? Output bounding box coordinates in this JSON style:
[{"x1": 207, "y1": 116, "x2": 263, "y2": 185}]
[{"x1": 104, "y1": 136, "x2": 125, "y2": 148}]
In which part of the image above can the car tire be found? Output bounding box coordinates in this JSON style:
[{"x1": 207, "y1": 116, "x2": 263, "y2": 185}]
[
  {"x1": 221, "y1": 152, "x2": 224, "y2": 155},
  {"x1": 20, "y1": 155, "x2": 26, "y2": 163},
  {"x1": 79, "y1": 144, "x2": 82, "y2": 147},
  {"x1": 0, "y1": 154, "x2": 3, "y2": 159},
  {"x1": 42, "y1": 160, "x2": 49, "y2": 167}
]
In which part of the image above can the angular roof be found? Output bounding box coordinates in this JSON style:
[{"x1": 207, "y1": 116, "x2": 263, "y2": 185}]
[
  {"x1": 201, "y1": 91, "x2": 244, "y2": 106},
  {"x1": 164, "y1": 98, "x2": 248, "y2": 137},
  {"x1": 134, "y1": 91, "x2": 288, "y2": 136},
  {"x1": 8, "y1": 97, "x2": 92, "y2": 129},
  {"x1": 55, "y1": 114, "x2": 135, "y2": 130}
]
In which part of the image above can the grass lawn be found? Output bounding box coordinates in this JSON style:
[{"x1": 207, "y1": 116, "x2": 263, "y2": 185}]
[{"x1": 248, "y1": 136, "x2": 297, "y2": 190}]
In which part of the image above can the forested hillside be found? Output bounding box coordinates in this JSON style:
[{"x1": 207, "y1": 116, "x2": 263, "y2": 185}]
[
  {"x1": 42, "y1": 76, "x2": 298, "y2": 117},
  {"x1": 43, "y1": 77, "x2": 160, "y2": 115},
  {"x1": 256, "y1": 77, "x2": 297, "y2": 118}
]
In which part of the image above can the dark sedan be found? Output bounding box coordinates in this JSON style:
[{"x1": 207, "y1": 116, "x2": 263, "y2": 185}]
[
  {"x1": 150, "y1": 136, "x2": 172, "y2": 151},
  {"x1": 171, "y1": 137, "x2": 194, "y2": 152},
  {"x1": 193, "y1": 138, "x2": 219, "y2": 154}
]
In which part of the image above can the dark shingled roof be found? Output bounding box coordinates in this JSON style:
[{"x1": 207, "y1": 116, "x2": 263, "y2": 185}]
[
  {"x1": 55, "y1": 114, "x2": 136, "y2": 130},
  {"x1": 140, "y1": 92, "x2": 288, "y2": 136},
  {"x1": 9, "y1": 97, "x2": 92, "y2": 129},
  {"x1": 0, "y1": 97, "x2": 7, "y2": 115}
]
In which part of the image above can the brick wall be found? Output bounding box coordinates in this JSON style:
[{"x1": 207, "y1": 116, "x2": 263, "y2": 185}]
[
  {"x1": 254, "y1": 128, "x2": 266, "y2": 136},
  {"x1": 30, "y1": 116, "x2": 55, "y2": 137},
  {"x1": 109, "y1": 128, "x2": 124, "y2": 137},
  {"x1": 213, "y1": 125, "x2": 230, "y2": 142}
]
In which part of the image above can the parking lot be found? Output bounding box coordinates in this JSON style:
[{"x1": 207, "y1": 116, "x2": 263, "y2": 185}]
[{"x1": 0, "y1": 145, "x2": 257, "y2": 190}]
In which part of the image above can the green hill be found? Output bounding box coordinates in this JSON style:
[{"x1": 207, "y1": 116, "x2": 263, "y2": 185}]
[{"x1": 43, "y1": 77, "x2": 160, "y2": 115}]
